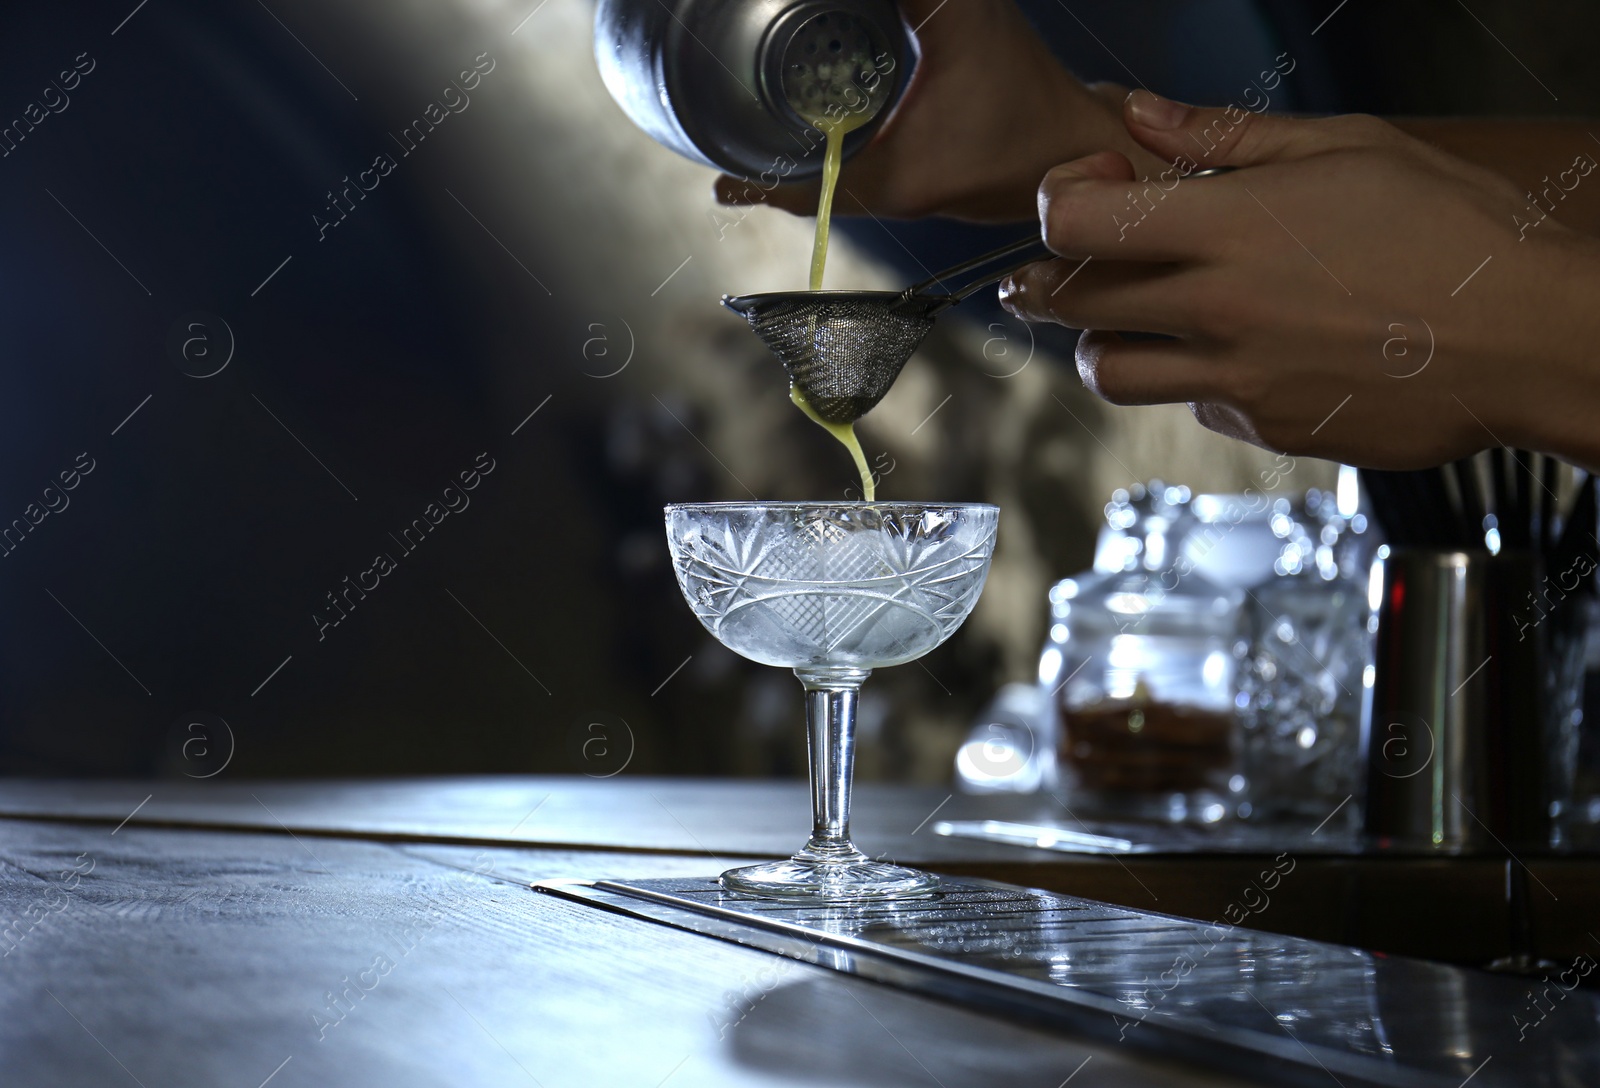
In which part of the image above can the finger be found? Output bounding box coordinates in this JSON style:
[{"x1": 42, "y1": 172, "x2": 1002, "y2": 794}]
[
  {"x1": 1122, "y1": 89, "x2": 1402, "y2": 172},
  {"x1": 1075, "y1": 329, "x2": 1228, "y2": 407},
  {"x1": 999, "y1": 258, "x2": 1202, "y2": 336},
  {"x1": 1189, "y1": 400, "x2": 1270, "y2": 450},
  {"x1": 714, "y1": 174, "x2": 824, "y2": 214},
  {"x1": 1037, "y1": 152, "x2": 1241, "y2": 262}
]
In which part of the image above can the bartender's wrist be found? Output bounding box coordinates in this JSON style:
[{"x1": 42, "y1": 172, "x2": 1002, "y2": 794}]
[
  {"x1": 1498, "y1": 232, "x2": 1600, "y2": 472},
  {"x1": 980, "y1": 79, "x2": 1173, "y2": 222}
]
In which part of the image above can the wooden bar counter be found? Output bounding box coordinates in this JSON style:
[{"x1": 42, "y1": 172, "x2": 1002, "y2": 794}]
[{"x1": 2, "y1": 777, "x2": 1595, "y2": 1086}]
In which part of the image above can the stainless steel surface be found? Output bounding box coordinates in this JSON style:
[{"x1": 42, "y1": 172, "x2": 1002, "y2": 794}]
[
  {"x1": 769, "y1": 5, "x2": 900, "y2": 127},
  {"x1": 592, "y1": 0, "x2": 911, "y2": 178},
  {"x1": 1364, "y1": 548, "x2": 1546, "y2": 850},
  {"x1": 544, "y1": 874, "x2": 1600, "y2": 1087},
  {"x1": 933, "y1": 820, "x2": 1149, "y2": 854}
]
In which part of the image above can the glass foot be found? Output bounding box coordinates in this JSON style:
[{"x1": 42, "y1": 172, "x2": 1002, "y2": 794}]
[{"x1": 720, "y1": 851, "x2": 940, "y2": 902}]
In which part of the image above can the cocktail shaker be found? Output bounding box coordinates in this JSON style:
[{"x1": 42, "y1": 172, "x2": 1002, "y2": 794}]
[{"x1": 593, "y1": 0, "x2": 914, "y2": 178}]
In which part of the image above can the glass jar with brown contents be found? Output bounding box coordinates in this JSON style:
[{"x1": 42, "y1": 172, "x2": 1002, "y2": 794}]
[{"x1": 1040, "y1": 483, "x2": 1246, "y2": 824}]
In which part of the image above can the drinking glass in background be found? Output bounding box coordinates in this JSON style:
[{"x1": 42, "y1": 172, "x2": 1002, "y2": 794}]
[
  {"x1": 1236, "y1": 490, "x2": 1374, "y2": 824},
  {"x1": 1569, "y1": 596, "x2": 1600, "y2": 846}
]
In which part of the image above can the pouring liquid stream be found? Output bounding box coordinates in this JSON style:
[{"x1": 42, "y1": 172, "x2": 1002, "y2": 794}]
[{"x1": 795, "y1": 109, "x2": 876, "y2": 501}]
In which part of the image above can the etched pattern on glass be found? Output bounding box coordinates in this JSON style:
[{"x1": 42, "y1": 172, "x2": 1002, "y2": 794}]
[
  {"x1": 665, "y1": 501, "x2": 997, "y2": 900},
  {"x1": 668, "y1": 505, "x2": 995, "y2": 669}
]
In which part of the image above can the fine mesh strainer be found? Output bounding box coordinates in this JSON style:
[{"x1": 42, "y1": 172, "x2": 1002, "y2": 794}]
[
  {"x1": 724, "y1": 234, "x2": 1052, "y2": 424},
  {"x1": 724, "y1": 167, "x2": 1234, "y2": 424}
]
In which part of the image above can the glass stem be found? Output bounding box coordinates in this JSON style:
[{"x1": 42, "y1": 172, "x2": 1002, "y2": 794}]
[{"x1": 795, "y1": 667, "x2": 871, "y2": 860}]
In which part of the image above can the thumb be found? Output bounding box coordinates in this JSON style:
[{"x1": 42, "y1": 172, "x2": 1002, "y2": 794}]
[{"x1": 1122, "y1": 89, "x2": 1375, "y2": 171}]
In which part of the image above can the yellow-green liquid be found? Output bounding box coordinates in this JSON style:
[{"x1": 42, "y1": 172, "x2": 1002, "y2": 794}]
[
  {"x1": 791, "y1": 386, "x2": 874, "y2": 500},
  {"x1": 802, "y1": 112, "x2": 876, "y2": 501},
  {"x1": 808, "y1": 112, "x2": 864, "y2": 292}
]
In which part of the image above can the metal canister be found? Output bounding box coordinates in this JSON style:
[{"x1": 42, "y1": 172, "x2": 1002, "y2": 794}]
[
  {"x1": 593, "y1": 0, "x2": 913, "y2": 178},
  {"x1": 1362, "y1": 548, "x2": 1545, "y2": 851}
]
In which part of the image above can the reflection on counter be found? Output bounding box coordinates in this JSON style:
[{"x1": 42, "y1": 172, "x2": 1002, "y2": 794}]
[{"x1": 557, "y1": 876, "x2": 1600, "y2": 1087}]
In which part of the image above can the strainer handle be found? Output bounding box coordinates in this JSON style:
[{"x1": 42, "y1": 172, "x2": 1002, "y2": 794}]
[
  {"x1": 905, "y1": 235, "x2": 1053, "y2": 302},
  {"x1": 909, "y1": 166, "x2": 1237, "y2": 305}
]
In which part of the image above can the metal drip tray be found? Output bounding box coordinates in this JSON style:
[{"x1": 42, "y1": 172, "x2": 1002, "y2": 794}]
[{"x1": 538, "y1": 875, "x2": 1599, "y2": 1088}]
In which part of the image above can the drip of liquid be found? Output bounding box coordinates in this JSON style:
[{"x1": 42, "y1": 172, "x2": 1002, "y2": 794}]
[
  {"x1": 792, "y1": 386, "x2": 874, "y2": 501},
  {"x1": 801, "y1": 110, "x2": 876, "y2": 500}
]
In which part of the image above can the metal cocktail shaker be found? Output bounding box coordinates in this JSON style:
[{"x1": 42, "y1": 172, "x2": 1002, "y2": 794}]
[{"x1": 593, "y1": 0, "x2": 914, "y2": 178}]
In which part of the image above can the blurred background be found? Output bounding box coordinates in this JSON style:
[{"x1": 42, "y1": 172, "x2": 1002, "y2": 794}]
[{"x1": 0, "y1": 0, "x2": 1594, "y2": 782}]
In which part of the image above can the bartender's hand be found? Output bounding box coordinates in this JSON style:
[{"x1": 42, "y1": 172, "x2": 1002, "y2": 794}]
[
  {"x1": 712, "y1": 0, "x2": 1165, "y2": 222},
  {"x1": 999, "y1": 92, "x2": 1600, "y2": 472}
]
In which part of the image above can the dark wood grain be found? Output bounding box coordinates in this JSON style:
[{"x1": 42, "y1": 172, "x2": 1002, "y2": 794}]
[
  {"x1": 0, "y1": 819, "x2": 1252, "y2": 1088},
  {"x1": 0, "y1": 776, "x2": 960, "y2": 859},
  {"x1": 5, "y1": 779, "x2": 1600, "y2": 965}
]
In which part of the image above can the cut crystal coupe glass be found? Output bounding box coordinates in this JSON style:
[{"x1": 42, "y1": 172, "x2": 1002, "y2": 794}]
[{"x1": 665, "y1": 501, "x2": 998, "y2": 901}]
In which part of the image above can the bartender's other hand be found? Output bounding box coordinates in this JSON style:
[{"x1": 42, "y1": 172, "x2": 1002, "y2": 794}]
[
  {"x1": 711, "y1": 0, "x2": 1165, "y2": 223},
  {"x1": 1000, "y1": 92, "x2": 1600, "y2": 470}
]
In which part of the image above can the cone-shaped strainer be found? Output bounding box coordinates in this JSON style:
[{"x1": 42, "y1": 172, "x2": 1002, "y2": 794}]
[
  {"x1": 725, "y1": 168, "x2": 1234, "y2": 424},
  {"x1": 724, "y1": 234, "x2": 1053, "y2": 424}
]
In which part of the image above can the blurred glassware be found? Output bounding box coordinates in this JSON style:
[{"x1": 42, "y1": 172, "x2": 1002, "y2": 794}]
[
  {"x1": 1236, "y1": 489, "x2": 1374, "y2": 824},
  {"x1": 1570, "y1": 596, "x2": 1600, "y2": 847},
  {"x1": 954, "y1": 683, "x2": 1052, "y2": 794},
  {"x1": 1094, "y1": 491, "x2": 1280, "y2": 590},
  {"x1": 1041, "y1": 482, "x2": 1246, "y2": 824},
  {"x1": 1540, "y1": 571, "x2": 1595, "y2": 848}
]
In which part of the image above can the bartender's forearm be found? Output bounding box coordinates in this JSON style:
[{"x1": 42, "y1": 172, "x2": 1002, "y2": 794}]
[{"x1": 1392, "y1": 119, "x2": 1600, "y2": 236}]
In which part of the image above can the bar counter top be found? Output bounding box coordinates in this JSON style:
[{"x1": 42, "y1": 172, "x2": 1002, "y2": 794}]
[{"x1": 1, "y1": 777, "x2": 1593, "y2": 1086}]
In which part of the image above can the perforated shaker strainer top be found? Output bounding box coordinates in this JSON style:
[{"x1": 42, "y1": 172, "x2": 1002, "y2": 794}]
[{"x1": 775, "y1": 9, "x2": 897, "y2": 128}]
